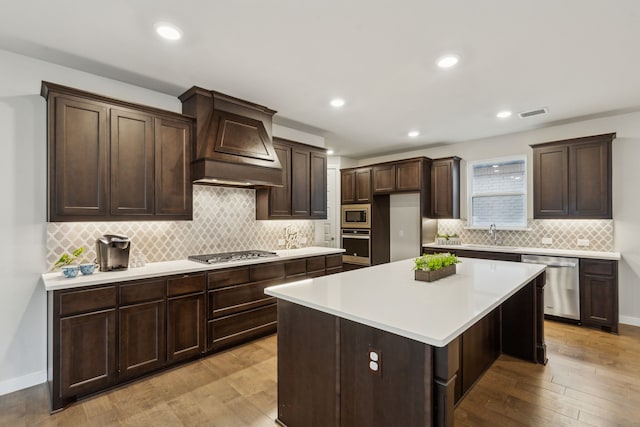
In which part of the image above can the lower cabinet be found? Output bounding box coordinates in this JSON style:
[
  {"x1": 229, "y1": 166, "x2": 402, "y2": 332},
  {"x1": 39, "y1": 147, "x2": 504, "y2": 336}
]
[
  {"x1": 580, "y1": 259, "x2": 618, "y2": 333},
  {"x1": 48, "y1": 253, "x2": 343, "y2": 411},
  {"x1": 59, "y1": 309, "x2": 117, "y2": 399}
]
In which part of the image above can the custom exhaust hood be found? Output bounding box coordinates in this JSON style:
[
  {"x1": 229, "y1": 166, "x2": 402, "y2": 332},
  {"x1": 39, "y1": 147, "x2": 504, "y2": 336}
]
[{"x1": 179, "y1": 86, "x2": 283, "y2": 187}]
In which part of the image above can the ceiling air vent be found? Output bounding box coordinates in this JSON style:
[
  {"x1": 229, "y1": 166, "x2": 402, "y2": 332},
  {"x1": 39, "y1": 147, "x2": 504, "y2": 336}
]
[{"x1": 518, "y1": 107, "x2": 548, "y2": 118}]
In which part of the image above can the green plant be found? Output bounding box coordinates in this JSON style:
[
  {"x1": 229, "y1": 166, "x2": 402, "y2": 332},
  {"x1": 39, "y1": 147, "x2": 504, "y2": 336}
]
[
  {"x1": 51, "y1": 247, "x2": 85, "y2": 270},
  {"x1": 413, "y1": 252, "x2": 460, "y2": 271}
]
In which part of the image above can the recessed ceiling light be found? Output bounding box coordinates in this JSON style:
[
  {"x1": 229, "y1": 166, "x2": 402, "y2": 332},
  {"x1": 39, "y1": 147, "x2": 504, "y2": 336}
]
[
  {"x1": 408, "y1": 131, "x2": 420, "y2": 138},
  {"x1": 154, "y1": 22, "x2": 183, "y2": 41},
  {"x1": 330, "y1": 98, "x2": 345, "y2": 108},
  {"x1": 436, "y1": 55, "x2": 459, "y2": 69},
  {"x1": 326, "y1": 149, "x2": 334, "y2": 155},
  {"x1": 496, "y1": 110, "x2": 512, "y2": 119}
]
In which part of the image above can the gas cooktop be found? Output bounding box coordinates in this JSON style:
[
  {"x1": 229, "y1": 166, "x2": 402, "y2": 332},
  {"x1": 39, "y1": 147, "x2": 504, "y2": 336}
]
[{"x1": 188, "y1": 250, "x2": 278, "y2": 264}]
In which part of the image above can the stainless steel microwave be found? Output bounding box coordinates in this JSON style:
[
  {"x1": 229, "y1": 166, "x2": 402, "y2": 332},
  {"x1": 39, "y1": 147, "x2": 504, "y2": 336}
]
[{"x1": 341, "y1": 204, "x2": 371, "y2": 229}]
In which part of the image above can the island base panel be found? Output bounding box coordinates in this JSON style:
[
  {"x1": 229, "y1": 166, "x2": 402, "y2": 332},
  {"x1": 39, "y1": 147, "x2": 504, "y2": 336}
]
[{"x1": 276, "y1": 301, "x2": 339, "y2": 427}]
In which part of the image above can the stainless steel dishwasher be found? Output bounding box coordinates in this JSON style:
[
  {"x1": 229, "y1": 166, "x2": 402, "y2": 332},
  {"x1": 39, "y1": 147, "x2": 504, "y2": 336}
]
[{"x1": 521, "y1": 255, "x2": 580, "y2": 320}]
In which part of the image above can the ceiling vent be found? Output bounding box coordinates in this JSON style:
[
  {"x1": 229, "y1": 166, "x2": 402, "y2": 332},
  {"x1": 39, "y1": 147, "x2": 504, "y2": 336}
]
[{"x1": 518, "y1": 107, "x2": 548, "y2": 119}]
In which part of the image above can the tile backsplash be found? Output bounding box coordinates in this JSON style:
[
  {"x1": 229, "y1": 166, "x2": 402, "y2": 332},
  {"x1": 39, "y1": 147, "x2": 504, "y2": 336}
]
[
  {"x1": 437, "y1": 219, "x2": 613, "y2": 252},
  {"x1": 46, "y1": 186, "x2": 316, "y2": 266}
]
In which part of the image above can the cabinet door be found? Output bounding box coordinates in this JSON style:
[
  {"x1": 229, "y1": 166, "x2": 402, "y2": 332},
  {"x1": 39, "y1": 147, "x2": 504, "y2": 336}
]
[
  {"x1": 396, "y1": 160, "x2": 421, "y2": 191},
  {"x1": 110, "y1": 109, "x2": 154, "y2": 216},
  {"x1": 570, "y1": 141, "x2": 611, "y2": 218},
  {"x1": 372, "y1": 165, "x2": 396, "y2": 193},
  {"x1": 119, "y1": 300, "x2": 166, "y2": 379},
  {"x1": 580, "y1": 259, "x2": 618, "y2": 332},
  {"x1": 355, "y1": 168, "x2": 372, "y2": 203},
  {"x1": 59, "y1": 309, "x2": 116, "y2": 398},
  {"x1": 167, "y1": 293, "x2": 205, "y2": 363},
  {"x1": 341, "y1": 170, "x2": 356, "y2": 204},
  {"x1": 291, "y1": 148, "x2": 311, "y2": 217},
  {"x1": 269, "y1": 141, "x2": 292, "y2": 217},
  {"x1": 154, "y1": 117, "x2": 193, "y2": 218},
  {"x1": 431, "y1": 158, "x2": 460, "y2": 219},
  {"x1": 533, "y1": 145, "x2": 570, "y2": 218},
  {"x1": 50, "y1": 96, "x2": 108, "y2": 220},
  {"x1": 310, "y1": 150, "x2": 328, "y2": 218}
]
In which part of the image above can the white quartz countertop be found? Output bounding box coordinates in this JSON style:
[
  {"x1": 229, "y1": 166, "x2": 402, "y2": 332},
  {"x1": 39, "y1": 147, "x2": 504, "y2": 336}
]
[
  {"x1": 42, "y1": 246, "x2": 345, "y2": 291},
  {"x1": 265, "y1": 257, "x2": 545, "y2": 348},
  {"x1": 423, "y1": 243, "x2": 621, "y2": 260}
]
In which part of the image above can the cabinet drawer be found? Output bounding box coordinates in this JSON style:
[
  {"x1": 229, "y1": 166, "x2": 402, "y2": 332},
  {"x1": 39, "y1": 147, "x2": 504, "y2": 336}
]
[
  {"x1": 209, "y1": 282, "x2": 275, "y2": 318},
  {"x1": 208, "y1": 304, "x2": 277, "y2": 351},
  {"x1": 326, "y1": 254, "x2": 343, "y2": 269},
  {"x1": 250, "y1": 262, "x2": 285, "y2": 282},
  {"x1": 285, "y1": 259, "x2": 306, "y2": 277},
  {"x1": 167, "y1": 273, "x2": 205, "y2": 297},
  {"x1": 307, "y1": 256, "x2": 326, "y2": 273},
  {"x1": 59, "y1": 286, "x2": 117, "y2": 317},
  {"x1": 120, "y1": 279, "x2": 166, "y2": 305},
  {"x1": 207, "y1": 267, "x2": 250, "y2": 289},
  {"x1": 581, "y1": 259, "x2": 616, "y2": 276}
]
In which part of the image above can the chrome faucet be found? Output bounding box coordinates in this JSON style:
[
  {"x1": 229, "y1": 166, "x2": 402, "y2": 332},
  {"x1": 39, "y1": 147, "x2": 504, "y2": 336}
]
[{"x1": 488, "y1": 223, "x2": 500, "y2": 245}]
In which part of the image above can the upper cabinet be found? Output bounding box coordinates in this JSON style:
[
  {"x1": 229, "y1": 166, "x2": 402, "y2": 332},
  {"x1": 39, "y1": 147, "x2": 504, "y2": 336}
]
[
  {"x1": 532, "y1": 133, "x2": 614, "y2": 219},
  {"x1": 431, "y1": 157, "x2": 461, "y2": 219},
  {"x1": 255, "y1": 138, "x2": 327, "y2": 220},
  {"x1": 372, "y1": 159, "x2": 424, "y2": 194},
  {"x1": 42, "y1": 82, "x2": 194, "y2": 222},
  {"x1": 341, "y1": 168, "x2": 372, "y2": 204}
]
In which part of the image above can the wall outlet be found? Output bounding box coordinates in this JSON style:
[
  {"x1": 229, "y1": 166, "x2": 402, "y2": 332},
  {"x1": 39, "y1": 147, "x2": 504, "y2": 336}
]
[
  {"x1": 577, "y1": 239, "x2": 590, "y2": 247},
  {"x1": 541, "y1": 237, "x2": 553, "y2": 245},
  {"x1": 300, "y1": 237, "x2": 308, "y2": 244},
  {"x1": 277, "y1": 239, "x2": 285, "y2": 246},
  {"x1": 368, "y1": 347, "x2": 381, "y2": 376}
]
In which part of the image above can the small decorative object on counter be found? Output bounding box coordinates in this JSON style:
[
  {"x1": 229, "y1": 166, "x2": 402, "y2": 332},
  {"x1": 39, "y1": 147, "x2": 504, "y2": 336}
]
[
  {"x1": 130, "y1": 249, "x2": 146, "y2": 268},
  {"x1": 413, "y1": 252, "x2": 460, "y2": 282},
  {"x1": 79, "y1": 263, "x2": 97, "y2": 275},
  {"x1": 435, "y1": 233, "x2": 461, "y2": 245},
  {"x1": 60, "y1": 265, "x2": 79, "y2": 278}
]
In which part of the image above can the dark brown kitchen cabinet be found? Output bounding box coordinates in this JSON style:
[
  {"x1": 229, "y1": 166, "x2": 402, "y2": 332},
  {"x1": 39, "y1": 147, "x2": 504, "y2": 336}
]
[
  {"x1": 154, "y1": 118, "x2": 193, "y2": 217},
  {"x1": 372, "y1": 164, "x2": 396, "y2": 193},
  {"x1": 291, "y1": 147, "x2": 311, "y2": 217},
  {"x1": 110, "y1": 109, "x2": 155, "y2": 216},
  {"x1": 41, "y1": 81, "x2": 194, "y2": 222},
  {"x1": 48, "y1": 95, "x2": 109, "y2": 219},
  {"x1": 51, "y1": 286, "x2": 117, "y2": 410},
  {"x1": 372, "y1": 158, "x2": 425, "y2": 194},
  {"x1": 341, "y1": 168, "x2": 372, "y2": 204},
  {"x1": 118, "y1": 279, "x2": 167, "y2": 380},
  {"x1": 255, "y1": 138, "x2": 327, "y2": 220},
  {"x1": 580, "y1": 259, "x2": 618, "y2": 333},
  {"x1": 431, "y1": 157, "x2": 461, "y2": 219},
  {"x1": 532, "y1": 133, "x2": 614, "y2": 219},
  {"x1": 167, "y1": 274, "x2": 206, "y2": 363}
]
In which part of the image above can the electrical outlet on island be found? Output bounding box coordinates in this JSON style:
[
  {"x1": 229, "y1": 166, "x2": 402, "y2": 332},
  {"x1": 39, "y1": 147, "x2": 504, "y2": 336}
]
[{"x1": 577, "y1": 239, "x2": 590, "y2": 247}]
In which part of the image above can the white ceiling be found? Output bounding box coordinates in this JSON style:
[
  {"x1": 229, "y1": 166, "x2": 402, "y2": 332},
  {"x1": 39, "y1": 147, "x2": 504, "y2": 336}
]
[{"x1": 2, "y1": 0, "x2": 639, "y2": 157}]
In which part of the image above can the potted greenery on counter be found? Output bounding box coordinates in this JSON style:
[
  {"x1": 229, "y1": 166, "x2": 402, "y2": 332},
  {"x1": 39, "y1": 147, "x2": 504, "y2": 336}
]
[{"x1": 413, "y1": 252, "x2": 460, "y2": 282}]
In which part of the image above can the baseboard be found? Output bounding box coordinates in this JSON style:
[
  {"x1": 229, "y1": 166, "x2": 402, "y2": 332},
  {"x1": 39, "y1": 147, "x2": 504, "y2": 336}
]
[
  {"x1": 0, "y1": 370, "x2": 46, "y2": 396},
  {"x1": 619, "y1": 315, "x2": 640, "y2": 327}
]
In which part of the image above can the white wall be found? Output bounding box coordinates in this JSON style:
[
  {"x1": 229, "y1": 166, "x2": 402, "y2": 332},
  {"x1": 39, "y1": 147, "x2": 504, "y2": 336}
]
[
  {"x1": 0, "y1": 48, "x2": 182, "y2": 395},
  {"x1": 359, "y1": 112, "x2": 640, "y2": 326}
]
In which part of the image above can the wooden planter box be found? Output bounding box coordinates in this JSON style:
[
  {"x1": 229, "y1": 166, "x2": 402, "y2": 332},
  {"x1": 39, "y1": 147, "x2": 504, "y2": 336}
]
[{"x1": 414, "y1": 264, "x2": 456, "y2": 282}]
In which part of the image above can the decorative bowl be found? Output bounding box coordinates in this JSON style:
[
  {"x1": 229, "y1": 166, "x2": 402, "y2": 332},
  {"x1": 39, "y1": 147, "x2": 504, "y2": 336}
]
[
  {"x1": 61, "y1": 265, "x2": 79, "y2": 279},
  {"x1": 79, "y1": 263, "x2": 97, "y2": 275}
]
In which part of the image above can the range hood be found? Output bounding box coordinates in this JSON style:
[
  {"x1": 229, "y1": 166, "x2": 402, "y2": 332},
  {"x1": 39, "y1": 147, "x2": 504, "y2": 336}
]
[{"x1": 179, "y1": 86, "x2": 283, "y2": 187}]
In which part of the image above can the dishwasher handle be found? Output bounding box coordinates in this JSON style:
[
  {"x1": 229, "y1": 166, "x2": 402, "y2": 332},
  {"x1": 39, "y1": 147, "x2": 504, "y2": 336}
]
[{"x1": 522, "y1": 259, "x2": 577, "y2": 268}]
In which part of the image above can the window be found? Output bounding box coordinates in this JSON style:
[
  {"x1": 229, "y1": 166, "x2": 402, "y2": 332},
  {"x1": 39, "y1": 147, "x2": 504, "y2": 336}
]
[{"x1": 467, "y1": 156, "x2": 527, "y2": 228}]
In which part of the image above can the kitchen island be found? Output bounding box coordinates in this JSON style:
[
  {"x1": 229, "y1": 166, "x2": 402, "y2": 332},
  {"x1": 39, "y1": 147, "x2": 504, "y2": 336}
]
[{"x1": 265, "y1": 257, "x2": 547, "y2": 427}]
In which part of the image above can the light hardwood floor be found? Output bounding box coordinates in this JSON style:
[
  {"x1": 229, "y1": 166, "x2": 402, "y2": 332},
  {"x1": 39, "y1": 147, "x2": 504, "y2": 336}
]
[{"x1": 2, "y1": 321, "x2": 639, "y2": 426}]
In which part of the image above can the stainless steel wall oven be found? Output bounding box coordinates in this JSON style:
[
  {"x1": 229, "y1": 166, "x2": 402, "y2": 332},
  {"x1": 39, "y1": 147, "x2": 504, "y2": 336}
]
[{"x1": 341, "y1": 229, "x2": 371, "y2": 265}]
